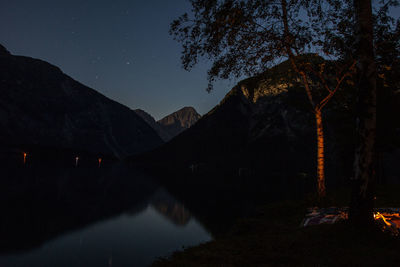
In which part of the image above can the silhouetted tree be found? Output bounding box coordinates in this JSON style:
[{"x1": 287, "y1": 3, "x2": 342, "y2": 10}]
[
  {"x1": 170, "y1": 0, "x2": 357, "y2": 198},
  {"x1": 319, "y1": 0, "x2": 399, "y2": 222},
  {"x1": 349, "y1": 0, "x2": 379, "y2": 225}
]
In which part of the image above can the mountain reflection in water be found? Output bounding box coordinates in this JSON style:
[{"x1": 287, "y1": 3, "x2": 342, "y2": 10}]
[
  {"x1": 151, "y1": 188, "x2": 192, "y2": 226},
  {"x1": 0, "y1": 163, "x2": 211, "y2": 267}
]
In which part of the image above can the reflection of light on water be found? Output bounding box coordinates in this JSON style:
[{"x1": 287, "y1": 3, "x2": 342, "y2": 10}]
[
  {"x1": 98, "y1": 158, "x2": 102, "y2": 167},
  {"x1": 151, "y1": 202, "x2": 192, "y2": 226},
  {"x1": 75, "y1": 156, "x2": 79, "y2": 167},
  {"x1": 23, "y1": 152, "x2": 27, "y2": 164},
  {"x1": 150, "y1": 188, "x2": 193, "y2": 226}
]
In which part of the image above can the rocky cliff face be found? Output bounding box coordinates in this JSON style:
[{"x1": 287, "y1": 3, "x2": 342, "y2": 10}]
[
  {"x1": 135, "y1": 107, "x2": 201, "y2": 142},
  {"x1": 158, "y1": 107, "x2": 201, "y2": 141},
  {"x1": 159, "y1": 106, "x2": 201, "y2": 128},
  {"x1": 0, "y1": 44, "x2": 163, "y2": 158}
]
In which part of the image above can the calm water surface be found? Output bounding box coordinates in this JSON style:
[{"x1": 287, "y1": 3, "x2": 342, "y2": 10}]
[{"x1": 0, "y1": 163, "x2": 212, "y2": 267}]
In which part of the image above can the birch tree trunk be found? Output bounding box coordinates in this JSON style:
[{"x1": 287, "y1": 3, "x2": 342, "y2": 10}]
[
  {"x1": 315, "y1": 109, "x2": 326, "y2": 198},
  {"x1": 281, "y1": 0, "x2": 327, "y2": 199},
  {"x1": 349, "y1": 0, "x2": 377, "y2": 225}
]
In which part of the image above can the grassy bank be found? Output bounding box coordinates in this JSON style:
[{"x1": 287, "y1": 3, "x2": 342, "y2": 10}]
[{"x1": 153, "y1": 185, "x2": 400, "y2": 266}]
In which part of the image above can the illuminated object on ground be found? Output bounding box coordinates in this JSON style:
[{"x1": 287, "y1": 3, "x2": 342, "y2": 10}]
[
  {"x1": 303, "y1": 207, "x2": 400, "y2": 236},
  {"x1": 374, "y1": 212, "x2": 390, "y2": 225},
  {"x1": 373, "y1": 211, "x2": 400, "y2": 236}
]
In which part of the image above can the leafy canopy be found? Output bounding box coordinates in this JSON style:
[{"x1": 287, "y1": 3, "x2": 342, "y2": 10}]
[{"x1": 170, "y1": 0, "x2": 399, "y2": 92}]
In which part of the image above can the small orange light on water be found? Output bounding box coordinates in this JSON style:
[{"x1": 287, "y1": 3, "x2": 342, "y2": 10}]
[
  {"x1": 98, "y1": 158, "x2": 102, "y2": 167},
  {"x1": 23, "y1": 152, "x2": 27, "y2": 164}
]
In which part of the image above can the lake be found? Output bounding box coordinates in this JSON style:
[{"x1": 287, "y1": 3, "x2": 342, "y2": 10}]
[{"x1": 0, "y1": 163, "x2": 212, "y2": 267}]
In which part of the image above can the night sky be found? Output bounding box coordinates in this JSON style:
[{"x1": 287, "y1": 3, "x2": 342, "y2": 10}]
[{"x1": 0, "y1": 0, "x2": 236, "y2": 120}]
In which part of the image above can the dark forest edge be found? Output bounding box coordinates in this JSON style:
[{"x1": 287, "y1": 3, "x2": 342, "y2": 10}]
[{"x1": 152, "y1": 185, "x2": 400, "y2": 266}]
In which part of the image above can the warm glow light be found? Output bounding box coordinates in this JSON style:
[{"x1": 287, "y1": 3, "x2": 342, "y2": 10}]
[
  {"x1": 374, "y1": 212, "x2": 393, "y2": 227},
  {"x1": 98, "y1": 158, "x2": 102, "y2": 167},
  {"x1": 372, "y1": 211, "x2": 400, "y2": 236},
  {"x1": 23, "y1": 152, "x2": 27, "y2": 164}
]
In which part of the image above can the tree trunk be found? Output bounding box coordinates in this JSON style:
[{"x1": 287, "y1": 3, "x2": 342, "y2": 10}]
[
  {"x1": 315, "y1": 108, "x2": 326, "y2": 199},
  {"x1": 349, "y1": 0, "x2": 377, "y2": 226}
]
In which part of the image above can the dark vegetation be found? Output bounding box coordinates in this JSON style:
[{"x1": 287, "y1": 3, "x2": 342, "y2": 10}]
[
  {"x1": 153, "y1": 185, "x2": 400, "y2": 266},
  {"x1": 1, "y1": 0, "x2": 399, "y2": 264},
  {"x1": 133, "y1": 57, "x2": 400, "y2": 190},
  {"x1": 168, "y1": 0, "x2": 400, "y2": 223},
  {"x1": 134, "y1": 57, "x2": 400, "y2": 266}
]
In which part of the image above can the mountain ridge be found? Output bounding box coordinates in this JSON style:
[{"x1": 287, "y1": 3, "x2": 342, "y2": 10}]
[
  {"x1": 134, "y1": 57, "x2": 400, "y2": 185},
  {"x1": 0, "y1": 44, "x2": 163, "y2": 158},
  {"x1": 132, "y1": 59, "x2": 357, "y2": 183},
  {"x1": 135, "y1": 106, "x2": 201, "y2": 142}
]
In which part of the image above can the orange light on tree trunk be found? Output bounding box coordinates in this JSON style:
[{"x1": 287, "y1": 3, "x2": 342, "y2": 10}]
[{"x1": 315, "y1": 109, "x2": 326, "y2": 198}]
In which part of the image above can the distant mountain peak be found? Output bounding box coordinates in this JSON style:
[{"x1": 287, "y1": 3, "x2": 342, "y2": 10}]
[
  {"x1": 178, "y1": 106, "x2": 197, "y2": 112},
  {"x1": 158, "y1": 106, "x2": 201, "y2": 129},
  {"x1": 135, "y1": 107, "x2": 201, "y2": 142}
]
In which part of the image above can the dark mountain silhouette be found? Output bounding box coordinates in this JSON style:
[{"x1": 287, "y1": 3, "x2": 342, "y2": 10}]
[
  {"x1": 0, "y1": 44, "x2": 163, "y2": 158},
  {"x1": 135, "y1": 61, "x2": 319, "y2": 176},
  {"x1": 134, "y1": 109, "x2": 171, "y2": 141},
  {"x1": 135, "y1": 107, "x2": 201, "y2": 142},
  {"x1": 134, "y1": 59, "x2": 400, "y2": 186}
]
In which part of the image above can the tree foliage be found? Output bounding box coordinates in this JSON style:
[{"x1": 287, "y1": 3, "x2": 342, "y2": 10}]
[
  {"x1": 170, "y1": 0, "x2": 400, "y2": 200},
  {"x1": 171, "y1": 0, "x2": 399, "y2": 90},
  {"x1": 171, "y1": 0, "x2": 357, "y2": 90}
]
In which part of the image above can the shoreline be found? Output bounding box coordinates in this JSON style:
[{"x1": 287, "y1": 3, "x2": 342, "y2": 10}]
[{"x1": 152, "y1": 185, "x2": 400, "y2": 266}]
